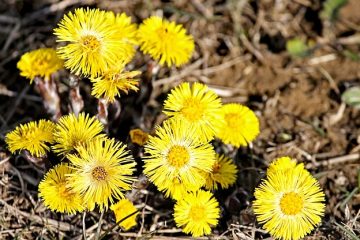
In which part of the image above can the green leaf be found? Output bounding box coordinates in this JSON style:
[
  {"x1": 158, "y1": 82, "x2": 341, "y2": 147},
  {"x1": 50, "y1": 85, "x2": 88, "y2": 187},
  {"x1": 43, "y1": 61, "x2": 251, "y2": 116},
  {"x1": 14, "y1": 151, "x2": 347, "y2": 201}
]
[
  {"x1": 321, "y1": 0, "x2": 348, "y2": 21},
  {"x1": 341, "y1": 87, "x2": 360, "y2": 108},
  {"x1": 286, "y1": 38, "x2": 310, "y2": 58}
]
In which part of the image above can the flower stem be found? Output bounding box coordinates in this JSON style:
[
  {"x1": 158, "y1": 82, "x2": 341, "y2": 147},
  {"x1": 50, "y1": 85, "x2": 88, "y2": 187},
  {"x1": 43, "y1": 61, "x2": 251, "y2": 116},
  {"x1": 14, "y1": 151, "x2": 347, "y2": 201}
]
[
  {"x1": 82, "y1": 211, "x2": 87, "y2": 240},
  {"x1": 95, "y1": 210, "x2": 105, "y2": 240},
  {"x1": 34, "y1": 76, "x2": 61, "y2": 121},
  {"x1": 97, "y1": 98, "x2": 109, "y2": 132},
  {"x1": 69, "y1": 74, "x2": 84, "y2": 116}
]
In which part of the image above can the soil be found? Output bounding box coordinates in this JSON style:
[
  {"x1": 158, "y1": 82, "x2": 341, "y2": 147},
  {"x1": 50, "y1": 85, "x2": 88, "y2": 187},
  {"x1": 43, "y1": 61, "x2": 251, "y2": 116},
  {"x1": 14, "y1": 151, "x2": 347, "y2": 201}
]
[{"x1": 0, "y1": 0, "x2": 359, "y2": 239}]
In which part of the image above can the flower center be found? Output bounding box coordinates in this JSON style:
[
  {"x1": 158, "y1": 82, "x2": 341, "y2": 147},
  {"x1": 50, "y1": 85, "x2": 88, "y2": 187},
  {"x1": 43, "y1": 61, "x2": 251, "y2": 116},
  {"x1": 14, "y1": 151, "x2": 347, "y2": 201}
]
[
  {"x1": 181, "y1": 98, "x2": 204, "y2": 122},
  {"x1": 81, "y1": 35, "x2": 101, "y2": 52},
  {"x1": 280, "y1": 192, "x2": 304, "y2": 215},
  {"x1": 189, "y1": 205, "x2": 205, "y2": 221},
  {"x1": 224, "y1": 113, "x2": 240, "y2": 129},
  {"x1": 92, "y1": 166, "x2": 108, "y2": 181},
  {"x1": 212, "y1": 162, "x2": 221, "y2": 174},
  {"x1": 167, "y1": 145, "x2": 190, "y2": 168},
  {"x1": 58, "y1": 181, "x2": 74, "y2": 199}
]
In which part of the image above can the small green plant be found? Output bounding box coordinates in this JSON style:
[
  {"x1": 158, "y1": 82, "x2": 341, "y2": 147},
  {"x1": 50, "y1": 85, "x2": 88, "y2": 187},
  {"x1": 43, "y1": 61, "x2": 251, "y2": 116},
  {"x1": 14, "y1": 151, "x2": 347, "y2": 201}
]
[
  {"x1": 341, "y1": 87, "x2": 360, "y2": 109},
  {"x1": 286, "y1": 38, "x2": 310, "y2": 58},
  {"x1": 321, "y1": 0, "x2": 348, "y2": 21}
]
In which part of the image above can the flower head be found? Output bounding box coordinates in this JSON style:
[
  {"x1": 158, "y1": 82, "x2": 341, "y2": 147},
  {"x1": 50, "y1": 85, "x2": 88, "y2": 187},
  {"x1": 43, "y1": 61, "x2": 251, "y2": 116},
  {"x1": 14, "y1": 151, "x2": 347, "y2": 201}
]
[
  {"x1": 129, "y1": 128, "x2": 149, "y2": 146},
  {"x1": 143, "y1": 119, "x2": 216, "y2": 193},
  {"x1": 6, "y1": 120, "x2": 55, "y2": 157},
  {"x1": 90, "y1": 65, "x2": 140, "y2": 102},
  {"x1": 253, "y1": 164, "x2": 325, "y2": 240},
  {"x1": 38, "y1": 163, "x2": 84, "y2": 214},
  {"x1": 267, "y1": 156, "x2": 301, "y2": 175},
  {"x1": 216, "y1": 103, "x2": 260, "y2": 147},
  {"x1": 67, "y1": 137, "x2": 136, "y2": 211},
  {"x1": 163, "y1": 82, "x2": 223, "y2": 142},
  {"x1": 137, "y1": 16, "x2": 194, "y2": 67},
  {"x1": 54, "y1": 8, "x2": 137, "y2": 77},
  {"x1": 174, "y1": 190, "x2": 220, "y2": 237},
  {"x1": 110, "y1": 198, "x2": 139, "y2": 231},
  {"x1": 204, "y1": 154, "x2": 238, "y2": 190},
  {"x1": 52, "y1": 113, "x2": 104, "y2": 156},
  {"x1": 17, "y1": 48, "x2": 63, "y2": 83}
]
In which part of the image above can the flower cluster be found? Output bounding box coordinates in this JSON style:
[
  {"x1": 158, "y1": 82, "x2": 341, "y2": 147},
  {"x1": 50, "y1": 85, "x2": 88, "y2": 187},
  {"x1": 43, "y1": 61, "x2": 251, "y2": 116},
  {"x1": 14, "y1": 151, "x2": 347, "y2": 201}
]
[
  {"x1": 143, "y1": 81, "x2": 261, "y2": 236},
  {"x1": 253, "y1": 157, "x2": 325, "y2": 240},
  {"x1": 7, "y1": 113, "x2": 137, "y2": 217},
  {"x1": 7, "y1": 6, "x2": 327, "y2": 240}
]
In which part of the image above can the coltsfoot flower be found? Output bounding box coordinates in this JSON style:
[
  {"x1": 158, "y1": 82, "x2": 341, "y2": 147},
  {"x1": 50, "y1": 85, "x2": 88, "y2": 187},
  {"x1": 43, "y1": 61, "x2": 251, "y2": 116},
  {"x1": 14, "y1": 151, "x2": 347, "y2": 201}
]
[
  {"x1": 163, "y1": 82, "x2": 223, "y2": 142},
  {"x1": 52, "y1": 113, "x2": 104, "y2": 156},
  {"x1": 216, "y1": 103, "x2": 260, "y2": 147},
  {"x1": 67, "y1": 137, "x2": 136, "y2": 211},
  {"x1": 39, "y1": 163, "x2": 84, "y2": 214},
  {"x1": 90, "y1": 65, "x2": 141, "y2": 102},
  {"x1": 54, "y1": 8, "x2": 137, "y2": 77},
  {"x1": 204, "y1": 154, "x2": 238, "y2": 190},
  {"x1": 143, "y1": 119, "x2": 216, "y2": 195},
  {"x1": 174, "y1": 190, "x2": 220, "y2": 237},
  {"x1": 111, "y1": 198, "x2": 139, "y2": 230},
  {"x1": 6, "y1": 120, "x2": 56, "y2": 157},
  {"x1": 137, "y1": 16, "x2": 195, "y2": 67},
  {"x1": 253, "y1": 164, "x2": 325, "y2": 240},
  {"x1": 17, "y1": 48, "x2": 63, "y2": 83}
]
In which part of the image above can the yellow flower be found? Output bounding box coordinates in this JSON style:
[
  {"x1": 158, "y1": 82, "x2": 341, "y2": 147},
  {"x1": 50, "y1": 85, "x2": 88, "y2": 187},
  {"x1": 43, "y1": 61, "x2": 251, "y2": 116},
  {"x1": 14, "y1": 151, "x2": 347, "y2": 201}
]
[
  {"x1": 6, "y1": 120, "x2": 55, "y2": 157},
  {"x1": 267, "y1": 156, "x2": 301, "y2": 175},
  {"x1": 216, "y1": 103, "x2": 260, "y2": 147},
  {"x1": 67, "y1": 137, "x2": 136, "y2": 211},
  {"x1": 143, "y1": 119, "x2": 215, "y2": 194},
  {"x1": 54, "y1": 8, "x2": 136, "y2": 77},
  {"x1": 38, "y1": 163, "x2": 84, "y2": 214},
  {"x1": 158, "y1": 176, "x2": 199, "y2": 200},
  {"x1": 163, "y1": 82, "x2": 223, "y2": 142},
  {"x1": 204, "y1": 154, "x2": 238, "y2": 190},
  {"x1": 253, "y1": 164, "x2": 325, "y2": 240},
  {"x1": 52, "y1": 113, "x2": 104, "y2": 156},
  {"x1": 137, "y1": 16, "x2": 194, "y2": 67},
  {"x1": 129, "y1": 128, "x2": 149, "y2": 146},
  {"x1": 110, "y1": 199, "x2": 139, "y2": 231},
  {"x1": 174, "y1": 190, "x2": 220, "y2": 237},
  {"x1": 90, "y1": 66, "x2": 141, "y2": 102},
  {"x1": 17, "y1": 48, "x2": 63, "y2": 83}
]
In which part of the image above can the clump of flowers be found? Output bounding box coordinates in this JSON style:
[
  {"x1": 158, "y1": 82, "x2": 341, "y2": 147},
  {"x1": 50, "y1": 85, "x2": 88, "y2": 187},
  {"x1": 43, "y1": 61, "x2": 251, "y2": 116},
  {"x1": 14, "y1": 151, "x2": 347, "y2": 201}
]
[
  {"x1": 38, "y1": 163, "x2": 84, "y2": 214},
  {"x1": 110, "y1": 198, "x2": 139, "y2": 231},
  {"x1": 6, "y1": 120, "x2": 56, "y2": 157},
  {"x1": 5, "y1": 5, "x2": 328, "y2": 240},
  {"x1": 253, "y1": 157, "x2": 325, "y2": 240},
  {"x1": 17, "y1": 48, "x2": 63, "y2": 83},
  {"x1": 174, "y1": 190, "x2": 220, "y2": 237},
  {"x1": 137, "y1": 16, "x2": 195, "y2": 66}
]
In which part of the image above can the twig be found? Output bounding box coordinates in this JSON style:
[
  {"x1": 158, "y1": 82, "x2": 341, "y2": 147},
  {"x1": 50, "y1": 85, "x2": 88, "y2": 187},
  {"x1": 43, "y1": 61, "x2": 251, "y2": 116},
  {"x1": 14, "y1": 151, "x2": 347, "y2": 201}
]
[
  {"x1": 99, "y1": 210, "x2": 139, "y2": 240},
  {"x1": 0, "y1": 198, "x2": 75, "y2": 232},
  {"x1": 307, "y1": 153, "x2": 360, "y2": 168}
]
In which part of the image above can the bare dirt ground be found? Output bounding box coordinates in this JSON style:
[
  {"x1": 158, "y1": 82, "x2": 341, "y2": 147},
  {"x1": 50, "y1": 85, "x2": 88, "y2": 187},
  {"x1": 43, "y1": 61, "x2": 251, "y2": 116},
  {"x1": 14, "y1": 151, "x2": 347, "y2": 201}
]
[{"x1": 0, "y1": 0, "x2": 359, "y2": 239}]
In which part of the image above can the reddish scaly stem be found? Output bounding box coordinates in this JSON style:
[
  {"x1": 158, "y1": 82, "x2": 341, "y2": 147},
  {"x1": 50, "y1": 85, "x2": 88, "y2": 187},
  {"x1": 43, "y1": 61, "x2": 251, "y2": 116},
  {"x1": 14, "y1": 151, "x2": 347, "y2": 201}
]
[
  {"x1": 34, "y1": 76, "x2": 61, "y2": 121},
  {"x1": 97, "y1": 98, "x2": 109, "y2": 132},
  {"x1": 68, "y1": 74, "x2": 84, "y2": 116}
]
